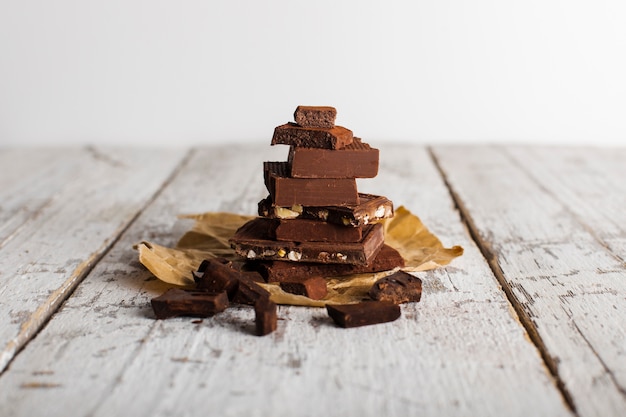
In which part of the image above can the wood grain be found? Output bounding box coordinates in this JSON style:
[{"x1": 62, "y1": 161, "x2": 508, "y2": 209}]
[
  {"x1": 0, "y1": 145, "x2": 570, "y2": 417},
  {"x1": 431, "y1": 145, "x2": 626, "y2": 417}
]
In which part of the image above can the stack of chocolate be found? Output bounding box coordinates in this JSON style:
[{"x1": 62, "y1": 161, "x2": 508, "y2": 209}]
[{"x1": 230, "y1": 106, "x2": 406, "y2": 292}]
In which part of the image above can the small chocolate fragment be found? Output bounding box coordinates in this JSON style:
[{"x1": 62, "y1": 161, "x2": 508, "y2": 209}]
[
  {"x1": 271, "y1": 123, "x2": 353, "y2": 149},
  {"x1": 369, "y1": 270, "x2": 422, "y2": 304},
  {"x1": 151, "y1": 288, "x2": 229, "y2": 319},
  {"x1": 264, "y1": 162, "x2": 359, "y2": 207},
  {"x1": 193, "y1": 258, "x2": 239, "y2": 299},
  {"x1": 294, "y1": 106, "x2": 337, "y2": 128},
  {"x1": 288, "y1": 138, "x2": 379, "y2": 179},
  {"x1": 230, "y1": 219, "x2": 384, "y2": 265},
  {"x1": 251, "y1": 244, "x2": 405, "y2": 282},
  {"x1": 326, "y1": 301, "x2": 401, "y2": 328},
  {"x1": 279, "y1": 276, "x2": 328, "y2": 300},
  {"x1": 232, "y1": 275, "x2": 270, "y2": 305},
  {"x1": 254, "y1": 297, "x2": 278, "y2": 336},
  {"x1": 273, "y1": 218, "x2": 363, "y2": 243},
  {"x1": 258, "y1": 193, "x2": 393, "y2": 227}
]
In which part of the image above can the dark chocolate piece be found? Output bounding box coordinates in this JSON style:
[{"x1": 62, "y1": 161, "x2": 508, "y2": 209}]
[
  {"x1": 232, "y1": 275, "x2": 270, "y2": 305},
  {"x1": 254, "y1": 297, "x2": 278, "y2": 336},
  {"x1": 288, "y1": 138, "x2": 379, "y2": 179},
  {"x1": 271, "y1": 123, "x2": 353, "y2": 149},
  {"x1": 251, "y1": 244, "x2": 405, "y2": 282},
  {"x1": 294, "y1": 106, "x2": 337, "y2": 128},
  {"x1": 326, "y1": 301, "x2": 401, "y2": 328},
  {"x1": 369, "y1": 270, "x2": 422, "y2": 304},
  {"x1": 279, "y1": 276, "x2": 328, "y2": 300},
  {"x1": 258, "y1": 193, "x2": 393, "y2": 227},
  {"x1": 273, "y1": 218, "x2": 363, "y2": 243},
  {"x1": 264, "y1": 162, "x2": 359, "y2": 207},
  {"x1": 151, "y1": 288, "x2": 229, "y2": 319},
  {"x1": 230, "y1": 219, "x2": 384, "y2": 265},
  {"x1": 193, "y1": 258, "x2": 240, "y2": 299}
]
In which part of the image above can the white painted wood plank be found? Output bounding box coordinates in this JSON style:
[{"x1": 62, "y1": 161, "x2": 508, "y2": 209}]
[
  {"x1": 432, "y1": 145, "x2": 626, "y2": 417},
  {"x1": 0, "y1": 147, "x2": 188, "y2": 372},
  {"x1": 0, "y1": 145, "x2": 571, "y2": 417}
]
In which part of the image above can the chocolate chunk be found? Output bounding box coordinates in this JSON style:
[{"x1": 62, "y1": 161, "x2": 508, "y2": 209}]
[
  {"x1": 294, "y1": 106, "x2": 337, "y2": 128},
  {"x1": 326, "y1": 301, "x2": 401, "y2": 328},
  {"x1": 288, "y1": 138, "x2": 379, "y2": 179},
  {"x1": 271, "y1": 123, "x2": 353, "y2": 149},
  {"x1": 272, "y1": 218, "x2": 363, "y2": 243},
  {"x1": 229, "y1": 219, "x2": 384, "y2": 265},
  {"x1": 151, "y1": 288, "x2": 229, "y2": 319},
  {"x1": 254, "y1": 297, "x2": 278, "y2": 336},
  {"x1": 264, "y1": 161, "x2": 359, "y2": 207},
  {"x1": 369, "y1": 270, "x2": 422, "y2": 304},
  {"x1": 279, "y1": 276, "x2": 328, "y2": 300},
  {"x1": 232, "y1": 275, "x2": 270, "y2": 305},
  {"x1": 258, "y1": 193, "x2": 393, "y2": 227},
  {"x1": 193, "y1": 258, "x2": 240, "y2": 299},
  {"x1": 251, "y1": 245, "x2": 405, "y2": 282}
]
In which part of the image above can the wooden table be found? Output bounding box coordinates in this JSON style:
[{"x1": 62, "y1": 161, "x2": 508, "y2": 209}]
[{"x1": 0, "y1": 145, "x2": 624, "y2": 417}]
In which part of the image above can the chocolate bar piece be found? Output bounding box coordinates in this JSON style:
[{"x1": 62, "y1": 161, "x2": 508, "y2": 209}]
[
  {"x1": 279, "y1": 276, "x2": 328, "y2": 300},
  {"x1": 193, "y1": 258, "x2": 240, "y2": 299},
  {"x1": 271, "y1": 123, "x2": 353, "y2": 149},
  {"x1": 264, "y1": 162, "x2": 359, "y2": 207},
  {"x1": 326, "y1": 301, "x2": 401, "y2": 328},
  {"x1": 258, "y1": 193, "x2": 393, "y2": 227},
  {"x1": 251, "y1": 245, "x2": 405, "y2": 282},
  {"x1": 288, "y1": 138, "x2": 379, "y2": 179},
  {"x1": 229, "y1": 218, "x2": 384, "y2": 265},
  {"x1": 273, "y1": 218, "x2": 363, "y2": 243},
  {"x1": 151, "y1": 288, "x2": 229, "y2": 319},
  {"x1": 255, "y1": 297, "x2": 278, "y2": 336},
  {"x1": 232, "y1": 275, "x2": 270, "y2": 305},
  {"x1": 294, "y1": 106, "x2": 337, "y2": 128},
  {"x1": 369, "y1": 271, "x2": 422, "y2": 304}
]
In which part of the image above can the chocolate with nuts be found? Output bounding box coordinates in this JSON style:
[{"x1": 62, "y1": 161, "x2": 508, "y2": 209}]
[{"x1": 369, "y1": 270, "x2": 422, "y2": 304}]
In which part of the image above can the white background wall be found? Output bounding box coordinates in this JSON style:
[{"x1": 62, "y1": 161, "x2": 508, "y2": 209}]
[{"x1": 1, "y1": 0, "x2": 624, "y2": 147}]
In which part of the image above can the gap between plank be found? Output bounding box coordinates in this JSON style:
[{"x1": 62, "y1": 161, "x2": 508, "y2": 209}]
[
  {"x1": 0, "y1": 148, "x2": 195, "y2": 376},
  {"x1": 427, "y1": 146, "x2": 578, "y2": 415}
]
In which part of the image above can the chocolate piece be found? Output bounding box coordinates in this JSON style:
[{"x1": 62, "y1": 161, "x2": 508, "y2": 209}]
[
  {"x1": 369, "y1": 271, "x2": 422, "y2": 304},
  {"x1": 273, "y1": 218, "x2": 363, "y2": 243},
  {"x1": 229, "y1": 219, "x2": 384, "y2": 265},
  {"x1": 326, "y1": 301, "x2": 401, "y2": 328},
  {"x1": 288, "y1": 138, "x2": 379, "y2": 179},
  {"x1": 294, "y1": 106, "x2": 337, "y2": 128},
  {"x1": 254, "y1": 297, "x2": 278, "y2": 336},
  {"x1": 279, "y1": 276, "x2": 328, "y2": 300},
  {"x1": 193, "y1": 258, "x2": 240, "y2": 299},
  {"x1": 264, "y1": 161, "x2": 359, "y2": 207},
  {"x1": 151, "y1": 288, "x2": 229, "y2": 319},
  {"x1": 251, "y1": 245, "x2": 405, "y2": 282},
  {"x1": 232, "y1": 275, "x2": 270, "y2": 305},
  {"x1": 258, "y1": 193, "x2": 393, "y2": 227},
  {"x1": 271, "y1": 123, "x2": 353, "y2": 149}
]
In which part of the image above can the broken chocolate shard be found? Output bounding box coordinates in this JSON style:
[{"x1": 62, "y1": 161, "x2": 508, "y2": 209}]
[
  {"x1": 264, "y1": 161, "x2": 359, "y2": 207},
  {"x1": 279, "y1": 276, "x2": 328, "y2": 300},
  {"x1": 258, "y1": 193, "x2": 393, "y2": 227},
  {"x1": 255, "y1": 297, "x2": 278, "y2": 336},
  {"x1": 229, "y1": 219, "x2": 384, "y2": 265},
  {"x1": 271, "y1": 123, "x2": 353, "y2": 149},
  {"x1": 151, "y1": 288, "x2": 229, "y2": 319},
  {"x1": 326, "y1": 301, "x2": 401, "y2": 328},
  {"x1": 294, "y1": 106, "x2": 337, "y2": 128},
  {"x1": 288, "y1": 138, "x2": 379, "y2": 179},
  {"x1": 193, "y1": 258, "x2": 240, "y2": 299},
  {"x1": 232, "y1": 275, "x2": 270, "y2": 306},
  {"x1": 272, "y1": 218, "x2": 363, "y2": 243},
  {"x1": 369, "y1": 270, "x2": 422, "y2": 304}
]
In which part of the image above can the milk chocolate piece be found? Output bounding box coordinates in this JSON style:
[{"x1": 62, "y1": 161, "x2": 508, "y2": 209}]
[
  {"x1": 271, "y1": 123, "x2": 353, "y2": 149},
  {"x1": 264, "y1": 162, "x2": 359, "y2": 207},
  {"x1": 326, "y1": 301, "x2": 401, "y2": 328},
  {"x1": 288, "y1": 138, "x2": 379, "y2": 179},
  {"x1": 258, "y1": 193, "x2": 393, "y2": 227},
  {"x1": 255, "y1": 297, "x2": 278, "y2": 336},
  {"x1": 273, "y1": 218, "x2": 363, "y2": 243},
  {"x1": 229, "y1": 218, "x2": 384, "y2": 265},
  {"x1": 252, "y1": 245, "x2": 405, "y2": 282},
  {"x1": 279, "y1": 276, "x2": 328, "y2": 300},
  {"x1": 151, "y1": 288, "x2": 229, "y2": 319},
  {"x1": 369, "y1": 271, "x2": 422, "y2": 304},
  {"x1": 193, "y1": 258, "x2": 240, "y2": 299},
  {"x1": 294, "y1": 106, "x2": 337, "y2": 128}
]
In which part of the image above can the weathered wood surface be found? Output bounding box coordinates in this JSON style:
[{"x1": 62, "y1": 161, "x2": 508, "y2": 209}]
[
  {"x1": 431, "y1": 145, "x2": 626, "y2": 417},
  {"x1": 0, "y1": 145, "x2": 570, "y2": 417},
  {"x1": 0, "y1": 147, "x2": 189, "y2": 372}
]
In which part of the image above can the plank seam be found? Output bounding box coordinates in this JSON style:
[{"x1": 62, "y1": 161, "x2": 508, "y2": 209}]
[{"x1": 427, "y1": 146, "x2": 578, "y2": 415}]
